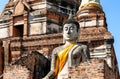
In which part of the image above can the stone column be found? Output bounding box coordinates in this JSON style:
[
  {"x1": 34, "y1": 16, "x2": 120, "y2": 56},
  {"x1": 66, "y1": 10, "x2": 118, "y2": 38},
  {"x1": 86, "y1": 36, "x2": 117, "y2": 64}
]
[
  {"x1": 9, "y1": 16, "x2": 14, "y2": 37},
  {"x1": 23, "y1": 12, "x2": 28, "y2": 37},
  {"x1": 3, "y1": 40, "x2": 10, "y2": 66}
]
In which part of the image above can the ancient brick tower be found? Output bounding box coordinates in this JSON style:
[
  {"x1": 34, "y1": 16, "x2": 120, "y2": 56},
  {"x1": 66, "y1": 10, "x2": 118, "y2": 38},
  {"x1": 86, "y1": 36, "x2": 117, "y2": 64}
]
[
  {"x1": 74, "y1": 0, "x2": 120, "y2": 79},
  {"x1": 0, "y1": 0, "x2": 119, "y2": 79}
]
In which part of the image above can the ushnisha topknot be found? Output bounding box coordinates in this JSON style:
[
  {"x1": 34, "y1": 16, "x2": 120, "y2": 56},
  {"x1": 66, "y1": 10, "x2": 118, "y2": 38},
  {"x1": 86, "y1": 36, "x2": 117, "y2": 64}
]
[{"x1": 63, "y1": 12, "x2": 80, "y2": 32}]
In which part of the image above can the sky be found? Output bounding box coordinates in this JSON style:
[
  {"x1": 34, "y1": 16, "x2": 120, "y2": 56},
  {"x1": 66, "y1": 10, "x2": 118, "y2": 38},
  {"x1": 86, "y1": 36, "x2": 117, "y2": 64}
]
[{"x1": 0, "y1": 0, "x2": 120, "y2": 71}]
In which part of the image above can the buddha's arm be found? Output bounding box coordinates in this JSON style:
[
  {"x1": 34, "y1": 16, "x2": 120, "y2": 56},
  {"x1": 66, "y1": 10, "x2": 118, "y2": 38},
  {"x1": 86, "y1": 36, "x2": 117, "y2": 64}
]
[
  {"x1": 72, "y1": 45, "x2": 90, "y2": 61},
  {"x1": 83, "y1": 45, "x2": 90, "y2": 60},
  {"x1": 43, "y1": 52, "x2": 57, "y2": 79}
]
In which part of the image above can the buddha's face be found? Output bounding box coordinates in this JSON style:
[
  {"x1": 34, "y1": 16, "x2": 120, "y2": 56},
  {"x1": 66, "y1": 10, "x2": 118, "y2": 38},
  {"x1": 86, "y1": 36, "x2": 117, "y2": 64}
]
[{"x1": 63, "y1": 23, "x2": 79, "y2": 41}]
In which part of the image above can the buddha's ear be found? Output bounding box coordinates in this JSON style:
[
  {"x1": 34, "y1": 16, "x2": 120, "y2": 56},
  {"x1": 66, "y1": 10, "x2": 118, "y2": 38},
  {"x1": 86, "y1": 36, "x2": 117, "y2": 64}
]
[
  {"x1": 63, "y1": 36, "x2": 65, "y2": 44},
  {"x1": 63, "y1": 39, "x2": 65, "y2": 44},
  {"x1": 78, "y1": 28, "x2": 80, "y2": 34},
  {"x1": 62, "y1": 30, "x2": 64, "y2": 34},
  {"x1": 76, "y1": 29, "x2": 80, "y2": 42}
]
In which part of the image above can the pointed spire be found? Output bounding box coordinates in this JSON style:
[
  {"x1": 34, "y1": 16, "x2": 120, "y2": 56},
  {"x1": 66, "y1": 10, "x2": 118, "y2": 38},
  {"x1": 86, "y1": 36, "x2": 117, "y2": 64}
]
[
  {"x1": 63, "y1": 11, "x2": 78, "y2": 25},
  {"x1": 68, "y1": 12, "x2": 73, "y2": 20}
]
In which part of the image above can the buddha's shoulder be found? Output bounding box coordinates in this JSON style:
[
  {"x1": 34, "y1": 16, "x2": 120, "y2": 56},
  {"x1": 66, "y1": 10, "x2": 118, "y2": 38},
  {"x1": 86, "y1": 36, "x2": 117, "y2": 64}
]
[
  {"x1": 52, "y1": 45, "x2": 64, "y2": 54},
  {"x1": 76, "y1": 43, "x2": 87, "y2": 48},
  {"x1": 70, "y1": 44, "x2": 87, "y2": 52}
]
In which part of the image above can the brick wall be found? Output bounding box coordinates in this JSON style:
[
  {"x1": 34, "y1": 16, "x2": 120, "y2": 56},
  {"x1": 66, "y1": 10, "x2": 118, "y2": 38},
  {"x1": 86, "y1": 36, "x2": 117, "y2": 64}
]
[
  {"x1": 104, "y1": 61, "x2": 114, "y2": 79},
  {"x1": 3, "y1": 65, "x2": 31, "y2": 79},
  {"x1": 3, "y1": 51, "x2": 50, "y2": 79},
  {"x1": 68, "y1": 59, "x2": 114, "y2": 79}
]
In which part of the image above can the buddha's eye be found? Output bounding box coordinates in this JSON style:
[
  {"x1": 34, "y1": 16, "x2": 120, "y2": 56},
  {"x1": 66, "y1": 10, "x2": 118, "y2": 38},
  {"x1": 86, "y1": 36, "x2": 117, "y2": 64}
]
[
  {"x1": 65, "y1": 27, "x2": 68, "y2": 31},
  {"x1": 70, "y1": 26, "x2": 74, "y2": 30}
]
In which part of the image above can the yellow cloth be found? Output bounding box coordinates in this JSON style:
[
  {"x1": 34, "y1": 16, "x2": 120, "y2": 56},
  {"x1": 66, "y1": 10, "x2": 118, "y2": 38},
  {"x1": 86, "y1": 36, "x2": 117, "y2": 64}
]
[
  {"x1": 80, "y1": 3, "x2": 102, "y2": 10},
  {"x1": 55, "y1": 43, "x2": 77, "y2": 78}
]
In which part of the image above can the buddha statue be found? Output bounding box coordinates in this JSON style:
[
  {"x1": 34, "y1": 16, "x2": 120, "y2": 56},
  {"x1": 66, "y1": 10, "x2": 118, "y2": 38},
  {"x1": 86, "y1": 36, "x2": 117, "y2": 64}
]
[{"x1": 43, "y1": 14, "x2": 90, "y2": 79}]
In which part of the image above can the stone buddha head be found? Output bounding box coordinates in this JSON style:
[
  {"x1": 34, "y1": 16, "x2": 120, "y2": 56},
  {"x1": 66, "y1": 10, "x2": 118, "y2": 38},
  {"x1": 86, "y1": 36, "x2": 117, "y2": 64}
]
[{"x1": 63, "y1": 15, "x2": 80, "y2": 42}]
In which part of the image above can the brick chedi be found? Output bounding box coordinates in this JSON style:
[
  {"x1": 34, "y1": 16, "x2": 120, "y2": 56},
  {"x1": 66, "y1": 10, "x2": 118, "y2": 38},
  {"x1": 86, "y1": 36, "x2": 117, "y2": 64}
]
[
  {"x1": 76, "y1": 0, "x2": 119, "y2": 79},
  {"x1": 0, "y1": 0, "x2": 79, "y2": 62},
  {"x1": 0, "y1": 0, "x2": 119, "y2": 79}
]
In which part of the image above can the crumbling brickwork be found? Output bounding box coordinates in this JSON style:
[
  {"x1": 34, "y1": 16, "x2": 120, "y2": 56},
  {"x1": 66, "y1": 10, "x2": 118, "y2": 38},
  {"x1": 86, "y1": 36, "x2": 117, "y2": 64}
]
[
  {"x1": 68, "y1": 59, "x2": 114, "y2": 79},
  {"x1": 3, "y1": 65, "x2": 31, "y2": 79},
  {"x1": 3, "y1": 51, "x2": 50, "y2": 79},
  {"x1": 104, "y1": 61, "x2": 114, "y2": 79}
]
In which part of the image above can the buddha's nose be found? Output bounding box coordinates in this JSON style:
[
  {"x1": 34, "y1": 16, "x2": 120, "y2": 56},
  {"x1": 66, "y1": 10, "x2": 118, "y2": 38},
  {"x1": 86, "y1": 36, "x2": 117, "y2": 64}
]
[{"x1": 66, "y1": 29, "x2": 71, "y2": 34}]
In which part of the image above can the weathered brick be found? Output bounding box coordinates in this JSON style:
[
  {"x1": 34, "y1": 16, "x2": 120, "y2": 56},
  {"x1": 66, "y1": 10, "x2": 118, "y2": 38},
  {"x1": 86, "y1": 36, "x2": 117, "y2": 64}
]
[{"x1": 68, "y1": 59, "x2": 114, "y2": 79}]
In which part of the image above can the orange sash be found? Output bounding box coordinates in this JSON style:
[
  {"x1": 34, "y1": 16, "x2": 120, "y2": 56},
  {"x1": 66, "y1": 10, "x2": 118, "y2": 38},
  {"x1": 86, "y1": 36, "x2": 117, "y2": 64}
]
[{"x1": 55, "y1": 43, "x2": 77, "y2": 78}]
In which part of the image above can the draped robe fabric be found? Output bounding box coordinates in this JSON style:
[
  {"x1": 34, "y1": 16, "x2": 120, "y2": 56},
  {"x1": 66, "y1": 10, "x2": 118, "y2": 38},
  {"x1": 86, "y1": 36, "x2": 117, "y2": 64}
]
[{"x1": 55, "y1": 43, "x2": 77, "y2": 79}]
